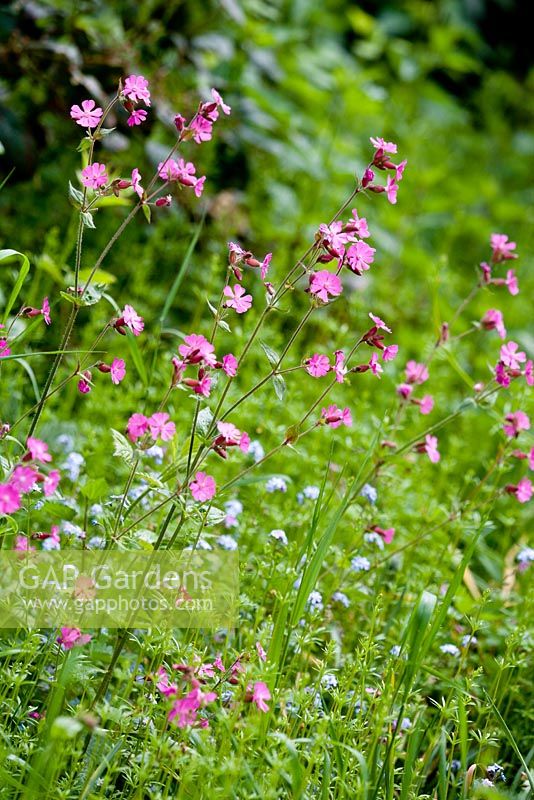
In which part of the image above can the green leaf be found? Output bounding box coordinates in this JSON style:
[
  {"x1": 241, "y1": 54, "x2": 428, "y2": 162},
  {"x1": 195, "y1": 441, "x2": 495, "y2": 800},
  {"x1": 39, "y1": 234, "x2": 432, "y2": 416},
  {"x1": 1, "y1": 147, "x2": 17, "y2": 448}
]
[
  {"x1": 196, "y1": 407, "x2": 214, "y2": 436},
  {"x1": 142, "y1": 204, "x2": 151, "y2": 224},
  {"x1": 68, "y1": 181, "x2": 84, "y2": 206},
  {"x1": 273, "y1": 372, "x2": 286, "y2": 402},
  {"x1": 159, "y1": 212, "x2": 206, "y2": 324},
  {"x1": 40, "y1": 501, "x2": 76, "y2": 520},
  {"x1": 125, "y1": 330, "x2": 148, "y2": 387},
  {"x1": 0, "y1": 249, "x2": 30, "y2": 324},
  {"x1": 77, "y1": 137, "x2": 92, "y2": 152},
  {"x1": 204, "y1": 506, "x2": 226, "y2": 526},
  {"x1": 81, "y1": 210, "x2": 96, "y2": 229},
  {"x1": 78, "y1": 268, "x2": 116, "y2": 285},
  {"x1": 111, "y1": 428, "x2": 135, "y2": 465},
  {"x1": 81, "y1": 477, "x2": 109, "y2": 501},
  {"x1": 260, "y1": 341, "x2": 280, "y2": 368}
]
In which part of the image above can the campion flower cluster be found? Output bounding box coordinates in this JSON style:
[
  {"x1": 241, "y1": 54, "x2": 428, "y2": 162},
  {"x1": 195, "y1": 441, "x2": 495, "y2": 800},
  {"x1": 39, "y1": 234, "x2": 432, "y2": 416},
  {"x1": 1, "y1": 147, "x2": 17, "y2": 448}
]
[{"x1": 0, "y1": 65, "x2": 531, "y2": 772}]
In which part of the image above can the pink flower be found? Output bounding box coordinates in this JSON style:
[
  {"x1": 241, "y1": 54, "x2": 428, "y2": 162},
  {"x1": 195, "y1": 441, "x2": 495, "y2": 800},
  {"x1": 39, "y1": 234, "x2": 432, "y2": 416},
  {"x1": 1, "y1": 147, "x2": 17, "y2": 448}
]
[
  {"x1": 0, "y1": 338, "x2": 11, "y2": 358},
  {"x1": 77, "y1": 373, "x2": 92, "y2": 394},
  {"x1": 345, "y1": 241, "x2": 376, "y2": 275},
  {"x1": 26, "y1": 437, "x2": 52, "y2": 464},
  {"x1": 168, "y1": 690, "x2": 200, "y2": 727},
  {"x1": 306, "y1": 353, "x2": 330, "y2": 377},
  {"x1": 422, "y1": 434, "x2": 440, "y2": 463},
  {"x1": 211, "y1": 88, "x2": 231, "y2": 115},
  {"x1": 529, "y1": 448, "x2": 534, "y2": 471},
  {"x1": 223, "y1": 284, "x2": 253, "y2": 314},
  {"x1": 346, "y1": 209, "x2": 370, "y2": 238},
  {"x1": 148, "y1": 412, "x2": 175, "y2": 442},
  {"x1": 503, "y1": 411, "x2": 530, "y2": 438},
  {"x1": 11, "y1": 466, "x2": 39, "y2": 493},
  {"x1": 188, "y1": 374, "x2": 212, "y2": 397},
  {"x1": 122, "y1": 304, "x2": 144, "y2": 336},
  {"x1": 371, "y1": 525, "x2": 395, "y2": 544},
  {"x1": 156, "y1": 667, "x2": 178, "y2": 698},
  {"x1": 386, "y1": 176, "x2": 398, "y2": 204},
  {"x1": 131, "y1": 168, "x2": 144, "y2": 199},
  {"x1": 168, "y1": 686, "x2": 216, "y2": 728},
  {"x1": 81, "y1": 163, "x2": 108, "y2": 189},
  {"x1": 318, "y1": 222, "x2": 351, "y2": 256},
  {"x1": 110, "y1": 358, "x2": 126, "y2": 384},
  {"x1": 309, "y1": 271, "x2": 343, "y2": 303},
  {"x1": 127, "y1": 109, "x2": 147, "y2": 126},
  {"x1": 505, "y1": 269, "x2": 519, "y2": 295},
  {"x1": 41, "y1": 297, "x2": 51, "y2": 325},
  {"x1": 14, "y1": 535, "x2": 34, "y2": 552},
  {"x1": 369, "y1": 352, "x2": 383, "y2": 378},
  {"x1": 158, "y1": 159, "x2": 180, "y2": 181},
  {"x1": 194, "y1": 176, "x2": 206, "y2": 197},
  {"x1": 490, "y1": 233, "x2": 517, "y2": 263},
  {"x1": 397, "y1": 383, "x2": 413, "y2": 399},
  {"x1": 190, "y1": 115, "x2": 213, "y2": 143},
  {"x1": 405, "y1": 360, "x2": 429, "y2": 384},
  {"x1": 123, "y1": 75, "x2": 151, "y2": 106},
  {"x1": 495, "y1": 361, "x2": 510, "y2": 388},
  {"x1": 222, "y1": 353, "x2": 238, "y2": 377},
  {"x1": 0, "y1": 483, "x2": 21, "y2": 515},
  {"x1": 127, "y1": 412, "x2": 149, "y2": 442},
  {"x1": 481, "y1": 309, "x2": 506, "y2": 339},
  {"x1": 333, "y1": 350, "x2": 347, "y2": 383},
  {"x1": 395, "y1": 159, "x2": 407, "y2": 181},
  {"x1": 260, "y1": 252, "x2": 272, "y2": 281},
  {"x1": 250, "y1": 681, "x2": 271, "y2": 712},
  {"x1": 57, "y1": 628, "x2": 91, "y2": 650},
  {"x1": 382, "y1": 344, "x2": 398, "y2": 362},
  {"x1": 370, "y1": 136, "x2": 397, "y2": 154},
  {"x1": 190, "y1": 472, "x2": 216, "y2": 502},
  {"x1": 419, "y1": 395, "x2": 434, "y2": 415},
  {"x1": 256, "y1": 642, "x2": 267, "y2": 662},
  {"x1": 70, "y1": 99, "x2": 103, "y2": 128},
  {"x1": 525, "y1": 361, "x2": 534, "y2": 386},
  {"x1": 500, "y1": 342, "x2": 526, "y2": 370},
  {"x1": 321, "y1": 405, "x2": 352, "y2": 429},
  {"x1": 369, "y1": 313, "x2": 392, "y2": 333},
  {"x1": 214, "y1": 422, "x2": 250, "y2": 453},
  {"x1": 508, "y1": 477, "x2": 533, "y2": 504},
  {"x1": 43, "y1": 470, "x2": 60, "y2": 497},
  {"x1": 43, "y1": 469, "x2": 61, "y2": 497},
  {"x1": 179, "y1": 334, "x2": 216, "y2": 367}
]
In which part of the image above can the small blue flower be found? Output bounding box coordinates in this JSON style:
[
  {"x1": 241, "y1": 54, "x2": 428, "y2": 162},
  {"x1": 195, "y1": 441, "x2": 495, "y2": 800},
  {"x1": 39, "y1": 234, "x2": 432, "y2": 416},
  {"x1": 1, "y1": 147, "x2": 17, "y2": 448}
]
[
  {"x1": 266, "y1": 476, "x2": 287, "y2": 493},
  {"x1": 439, "y1": 643, "x2": 460, "y2": 657},
  {"x1": 306, "y1": 590, "x2": 323, "y2": 612},
  {"x1": 217, "y1": 534, "x2": 238, "y2": 551},
  {"x1": 390, "y1": 644, "x2": 401, "y2": 657},
  {"x1": 364, "y1": 532, "x2": 384, "y2": 550},
  {"x1": 350, "y1": 556, "x2": 371, "y2": 573},
  {"x1": 270, "y1": 529, "x2": 288, "y2": 545},
  {"x1": 332, "y1": 591, "x2": 350, "y2": 608},
  {"x1": 321, "y1": 673, "x2": 338, "y2": 690},
  {"x1": 360, "y1": 483, "x2": 377, "y2": 504},
  {"x1": 61, "y1": 452, "x2": 84, "y2": 481},
  {"x1": 249, "y1": 440, "x2": 265, "y2": 462}
]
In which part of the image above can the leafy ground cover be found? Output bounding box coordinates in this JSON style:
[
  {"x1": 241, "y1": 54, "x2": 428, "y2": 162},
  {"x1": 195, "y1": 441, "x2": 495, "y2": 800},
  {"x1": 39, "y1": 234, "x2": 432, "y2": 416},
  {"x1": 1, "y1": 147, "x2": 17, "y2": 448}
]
[{"x1": 0, "y1": 2, "x2": 533, "y2": 798}]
